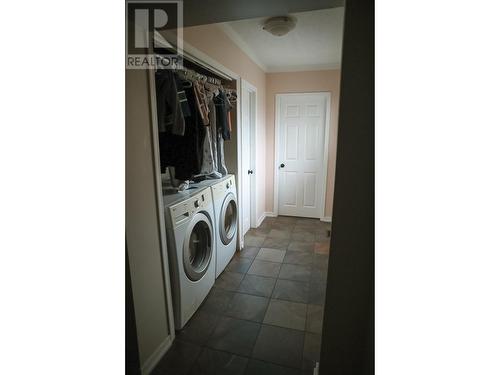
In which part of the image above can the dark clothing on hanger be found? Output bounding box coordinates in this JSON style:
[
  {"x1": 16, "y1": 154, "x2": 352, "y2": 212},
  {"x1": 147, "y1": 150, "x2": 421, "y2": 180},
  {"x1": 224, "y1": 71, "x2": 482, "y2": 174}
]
[
  {"x1": 155, "y1": 70, "x2": 186, "y2": 136},
  {"x1": 159, "y1": 80, "x2": 205, "y2": 180},
  {"x1": 214, "y1": 91, "x2": 231, "y2": 140}
]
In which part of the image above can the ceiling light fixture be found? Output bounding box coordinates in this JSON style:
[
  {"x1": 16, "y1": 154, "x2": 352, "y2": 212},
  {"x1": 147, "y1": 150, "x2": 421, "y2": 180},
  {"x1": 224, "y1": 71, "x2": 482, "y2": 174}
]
[{"x1": 262, "y1": 16, "x2": 296, "y2": 37}]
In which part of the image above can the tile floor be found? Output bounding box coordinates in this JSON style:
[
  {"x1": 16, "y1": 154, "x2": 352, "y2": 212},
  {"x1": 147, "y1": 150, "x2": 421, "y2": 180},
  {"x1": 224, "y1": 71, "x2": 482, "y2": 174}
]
[{"x1": 152, "y1": 216, "x2": 331, "y2": 375}]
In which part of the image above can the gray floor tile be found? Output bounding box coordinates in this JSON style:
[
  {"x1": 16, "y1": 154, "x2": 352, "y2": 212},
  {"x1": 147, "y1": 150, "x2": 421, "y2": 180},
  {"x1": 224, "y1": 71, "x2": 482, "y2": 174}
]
[
  {"x1": 294, "y1": 222, "x2": 317, "y2": 229},
  {"x1": 305, "y1": 305, "x2": 324, "y2": 334},
  {"x1": 279, "y1": 264, "x2": 311, "y2": 283},
  {"x1": 313, "y1": 241, "x2": 330, "y2": 255},
  {"x1": 310, "y1": 269, "x2": 328, "y2": 284},
  {"x1": 261, "y1": 217, "x2": 277, "y2": 225},
  {"x1": 302, "y1": 333, "x2": 321, "y2": 371},
  {"x1": 247, "y1": 260, "x2": 281, "y2": 278},
  {"x1": 267, "y1": 229, "x2": 292, "y2": 239},
  {"x1": 215, "y1": 271, "x2": 244, "y2": 291},
  {"x1": 225, "y1": 293, "x2": 270, "y2": 322},
  {"x1": 283, "y1": 251, "x2": 313, "y2": 266},
  {"x1": 288, "y1": 241, "x2": 314, "y2": 252},
  {"x1": 274, "y1": 216, "x2": 297, "y2": 225},
  {"x1": 201, "y1": 288, "x2": 235, "y2": 315},
  {"x1": 238, "y1": 274, "x2": 277, "y2": 297},
  {"x1": 272, "y1": 279, "x2": 309, "y2": 303},
  {"x1": 189, "y1": 347, "x2": 248, "y2": 375},
  {"x1": 176, "y1": 310, "x2": 220, "y2": 345},
  {"x1": 246, "y1": 227, "x2": 270, "y2": 237},
  {"x1": 262, "y1": 237, "x2": 290, "y2": 250},
  {"x1": 245, "y1": 359, "x2": 300, "y2": 375},
  {"x1": 238, "y1": 247, "x2": 260, "y2": 259},
  {"x1": 226, "y1": 256, "x2": 253, "y2": 273},
  {"x1": 308, "y1": 280, "x2": 326, "y2": 305},
  {"x1": 312, "y1": 254, "x2": 329, "y2": 271},
  {"x1": 291, "y1": 231, "x2": 316, "y2": 242},
  {"x1": 207, "y1": 316, "x2": 261, "y2": 356},
  {"x1": 314, "y1": 232, "x2": 330, "y2": 242},
  {"x1": 245, "y1": 235, "x2": 266, "y2": 247},
  {"x1": 295, "y1": 218, "x2": 319, "y2": 227},
  {"x1": 252, "y1": 325, "x2": 304, "y2": 369},
  {"x1": 152, "y1": 340, "x2": 201, "y2": 375},
  {"x1": 256, "y1": 248, "x2": 286, "y2": 263},
  {"x1": 263, "y1": 299, "x2": 307, "y2": 330}
]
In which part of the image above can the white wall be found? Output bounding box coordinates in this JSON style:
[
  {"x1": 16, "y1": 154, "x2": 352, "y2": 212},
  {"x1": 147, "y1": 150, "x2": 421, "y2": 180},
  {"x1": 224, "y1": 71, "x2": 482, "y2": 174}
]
[{"x1": 126, "y1": 68, "x2": 171, "y2": 369}]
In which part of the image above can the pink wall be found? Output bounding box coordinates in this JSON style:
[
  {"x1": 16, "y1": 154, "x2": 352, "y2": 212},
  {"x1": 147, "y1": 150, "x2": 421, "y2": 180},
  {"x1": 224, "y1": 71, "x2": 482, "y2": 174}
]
[
  {"x1": 266, "y1": 70, "x2": 341, "y2": 218},
  {"x1": 183, "y1": 25, "x2": 267, "y2": 222}
]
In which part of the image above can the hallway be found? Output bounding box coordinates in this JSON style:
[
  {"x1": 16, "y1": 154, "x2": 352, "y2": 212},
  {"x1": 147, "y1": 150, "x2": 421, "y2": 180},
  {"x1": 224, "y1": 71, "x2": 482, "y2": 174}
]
[{"x1": 152, "y1": 216, "x2": 331, "y2": 374}]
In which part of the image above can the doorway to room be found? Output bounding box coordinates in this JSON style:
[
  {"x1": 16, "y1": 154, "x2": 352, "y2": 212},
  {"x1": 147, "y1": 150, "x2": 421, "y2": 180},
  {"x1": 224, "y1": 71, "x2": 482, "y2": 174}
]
[
  {"x1": 274, "y1": 92, "x2": 331, "y2": 219},
  {"x1": 240, "y1": 80, "x2": 257, "y2": 236}
]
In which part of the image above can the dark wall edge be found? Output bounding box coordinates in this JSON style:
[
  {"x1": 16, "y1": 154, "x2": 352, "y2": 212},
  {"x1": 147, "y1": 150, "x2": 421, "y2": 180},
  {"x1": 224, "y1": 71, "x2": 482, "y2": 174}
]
[{"x1": 319, "y1": 0, "x2": 374, "y2": 374}]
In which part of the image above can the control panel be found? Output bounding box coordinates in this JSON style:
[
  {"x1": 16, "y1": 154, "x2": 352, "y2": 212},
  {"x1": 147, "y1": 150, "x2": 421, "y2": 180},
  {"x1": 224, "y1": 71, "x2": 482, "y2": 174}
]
[
  {"x1": 213, "y1": 175, "x2": 236, "y2": 201},
  {"x1": 170, "y1": 187, "x2": 211, "y2": 226}
]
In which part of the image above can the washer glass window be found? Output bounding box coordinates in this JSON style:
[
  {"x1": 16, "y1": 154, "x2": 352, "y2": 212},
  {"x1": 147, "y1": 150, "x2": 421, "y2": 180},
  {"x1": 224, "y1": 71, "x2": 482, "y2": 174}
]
[
  {"x1": 220, "y1": 194, "x2": 237, "y2": 245},
  {"x1": 184, "y1": 213, "x2": 212, "y2": 281}
]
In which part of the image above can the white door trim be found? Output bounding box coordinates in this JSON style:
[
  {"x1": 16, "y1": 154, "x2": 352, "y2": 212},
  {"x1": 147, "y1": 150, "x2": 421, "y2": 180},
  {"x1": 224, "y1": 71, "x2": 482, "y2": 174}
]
[
  {"x1": 241, "y1": 79, "x2": 258, "y2": 230},
  {"x1": 273, "y1": 92, "x2": 331, "y2": 219},
  {"x1": 146, "y1": 67, "x2": 177, "y2": 370}
]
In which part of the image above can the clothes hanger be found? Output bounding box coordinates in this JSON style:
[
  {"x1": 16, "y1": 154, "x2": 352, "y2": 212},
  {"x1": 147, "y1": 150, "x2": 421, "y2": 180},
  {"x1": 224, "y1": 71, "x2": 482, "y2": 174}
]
[
  {"x1": 177, "y1": 69, "x2": 193, "y2": 88},
  {"x1": 224, "y1": 88, "x2": 237, "y2": 103}
]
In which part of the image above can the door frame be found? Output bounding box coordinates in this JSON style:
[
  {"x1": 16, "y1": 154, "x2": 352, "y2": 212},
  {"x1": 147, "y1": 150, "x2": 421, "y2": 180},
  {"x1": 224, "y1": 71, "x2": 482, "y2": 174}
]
[
  {"x1": 273, "y1": 92, "x2": 332, "y2": 219},
  {"x1": 240, "y1": 79, "x2": 258, "y2": 231}
]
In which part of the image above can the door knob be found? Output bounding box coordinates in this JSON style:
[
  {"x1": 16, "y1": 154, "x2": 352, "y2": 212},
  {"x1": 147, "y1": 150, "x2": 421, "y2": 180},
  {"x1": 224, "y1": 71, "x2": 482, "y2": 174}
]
[
  {"x1": 248, "y1": 170, "x2": 254, "y2": 174},
  {"x1": 280, "y1": 163, "x2": 285, "y2": 168}
]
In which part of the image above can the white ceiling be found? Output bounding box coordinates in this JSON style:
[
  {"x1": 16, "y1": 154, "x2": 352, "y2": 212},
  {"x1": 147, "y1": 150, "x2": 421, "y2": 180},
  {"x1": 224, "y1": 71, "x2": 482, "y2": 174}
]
[{"x1": 220, "y1": 7, "x2": 344, "y2": 73}]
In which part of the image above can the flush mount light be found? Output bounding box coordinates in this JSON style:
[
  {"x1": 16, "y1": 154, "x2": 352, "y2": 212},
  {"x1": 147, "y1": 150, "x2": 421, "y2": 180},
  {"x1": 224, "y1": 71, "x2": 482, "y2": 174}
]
[{"x1": 262, "y1": 16, "x2": 297, "y2": 37}]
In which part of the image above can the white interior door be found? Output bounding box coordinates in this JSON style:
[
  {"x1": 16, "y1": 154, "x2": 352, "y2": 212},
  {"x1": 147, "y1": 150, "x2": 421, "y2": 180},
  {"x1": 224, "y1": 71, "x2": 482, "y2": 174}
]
[
  {"x1": 240, "y1": 81, "x2": 256, "y2": 234},
  {"x1": 276, "y1": 93, "x2": 330, "y2": 218}
]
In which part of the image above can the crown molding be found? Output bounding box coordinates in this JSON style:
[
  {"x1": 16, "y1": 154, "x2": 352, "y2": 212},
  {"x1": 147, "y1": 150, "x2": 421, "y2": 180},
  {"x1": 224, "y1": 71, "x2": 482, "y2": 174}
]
[{"x1": 266, "y1": 62, "x2": 341, "y2": 73}]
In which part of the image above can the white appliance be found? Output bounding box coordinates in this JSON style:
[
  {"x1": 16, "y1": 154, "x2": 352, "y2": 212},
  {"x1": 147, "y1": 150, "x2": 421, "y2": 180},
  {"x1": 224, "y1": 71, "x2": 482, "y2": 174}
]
[
  {"x1": 163, "y1": 186, "x2": 216, "y2": 329},
  {"x1": 210, "y1": 175, "x2": 238, "y2": 277}
]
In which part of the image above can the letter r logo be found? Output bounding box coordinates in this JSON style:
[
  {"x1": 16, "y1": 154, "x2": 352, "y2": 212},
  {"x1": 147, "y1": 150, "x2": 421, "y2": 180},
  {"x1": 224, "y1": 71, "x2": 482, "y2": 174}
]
[{"x1": 134, "y1": 8, "x2": 169, "y2": 48}]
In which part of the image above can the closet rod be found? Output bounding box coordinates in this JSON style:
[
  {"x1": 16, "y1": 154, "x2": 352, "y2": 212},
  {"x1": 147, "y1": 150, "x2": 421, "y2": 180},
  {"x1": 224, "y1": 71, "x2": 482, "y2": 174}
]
[{"x1": 180, "y1": 50, "x2": 234, "y2": 82}]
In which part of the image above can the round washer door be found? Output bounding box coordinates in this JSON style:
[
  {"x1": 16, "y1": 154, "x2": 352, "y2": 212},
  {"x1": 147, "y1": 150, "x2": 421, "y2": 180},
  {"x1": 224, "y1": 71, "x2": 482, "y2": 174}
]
[
  {"x1": 220, "y1": 193, "x2": 238, "y2": 245},
  {"x1": 183, "y1": 212, "x2": 213, "y2": 281}
]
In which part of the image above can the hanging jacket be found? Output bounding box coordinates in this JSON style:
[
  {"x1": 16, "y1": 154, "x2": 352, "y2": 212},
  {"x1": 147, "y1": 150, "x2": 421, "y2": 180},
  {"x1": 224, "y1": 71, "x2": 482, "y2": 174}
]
[
  {"x1": 214, "y1": 91, "x2": 231, "y2": 140},
  {"x1": 155, "y1": 70, "x2": 187, "y2": 136},
  {"x1": 159, "y1": 81, "x2": 205, "y2": 180}
]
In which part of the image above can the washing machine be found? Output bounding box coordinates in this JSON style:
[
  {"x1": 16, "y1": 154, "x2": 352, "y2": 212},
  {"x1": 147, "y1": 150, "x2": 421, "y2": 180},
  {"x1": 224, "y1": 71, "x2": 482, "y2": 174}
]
[
  {"x1": 210, "y1": 175, "x2": 238, "y2": 277},
  {"x1": 163, "y1": 186, "x2": 216, "y2": 329}
]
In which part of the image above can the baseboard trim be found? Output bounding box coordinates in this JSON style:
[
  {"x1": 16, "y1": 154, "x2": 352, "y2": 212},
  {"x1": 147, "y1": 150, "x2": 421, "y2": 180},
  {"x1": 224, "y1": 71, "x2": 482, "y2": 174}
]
[
  {"x1": 141, "y1": 334, "x2": 174, "y2": 375},
  {"x1": 320, "y1": 216, "x2": 332, "y2": 223},
  {"x1": 256, "y1": 212, "x2": 267, "y2": 227},
  {"x1": 265, "y1": 211, "x2": 278, "y2": 218}
]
